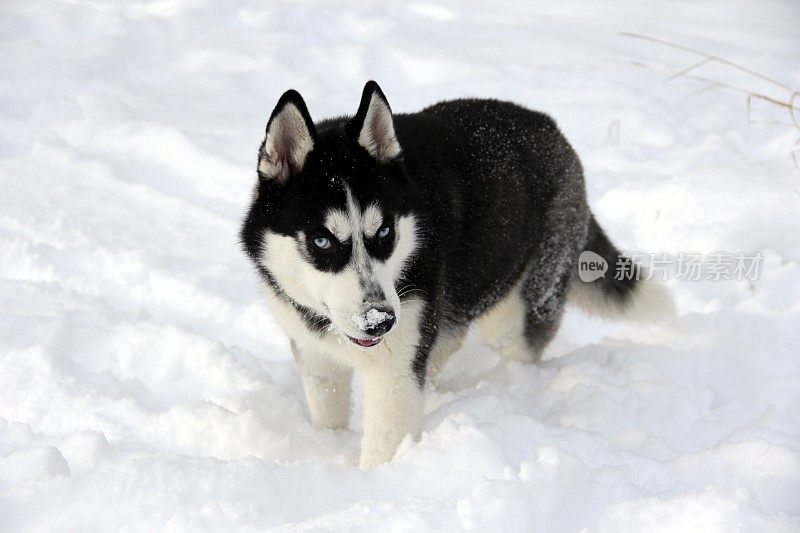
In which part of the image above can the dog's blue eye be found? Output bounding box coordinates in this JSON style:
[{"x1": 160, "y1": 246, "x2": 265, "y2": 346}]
[
  {"x1": 313, "y1": 236, "x2": 332, "y2": 250},
  {"x1": 378, "y1": 226, "x2": 391, "y2": 239}
]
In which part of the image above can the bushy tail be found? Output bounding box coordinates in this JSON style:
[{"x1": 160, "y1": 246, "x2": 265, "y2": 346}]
[{"x1": 568, "y1": 215, "x2": 676, "y2": 322}]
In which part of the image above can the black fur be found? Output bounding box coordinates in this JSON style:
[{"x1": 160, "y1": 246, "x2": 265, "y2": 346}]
[{"x1": 581, "y1": 215, "x2": 640, "y2": 306}]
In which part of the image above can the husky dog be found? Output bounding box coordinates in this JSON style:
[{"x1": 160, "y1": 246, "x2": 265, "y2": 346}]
[{"x1": 241, "y1": 81, "x2": 673, "y2": 469}]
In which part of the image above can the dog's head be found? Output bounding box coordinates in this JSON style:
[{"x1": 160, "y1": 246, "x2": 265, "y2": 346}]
[{"x1": 241, "y1": 81, "x2": 420, "y2": 348}]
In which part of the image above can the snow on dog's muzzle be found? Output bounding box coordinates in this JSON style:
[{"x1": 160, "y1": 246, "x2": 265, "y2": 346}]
[{"x1": 348, "y1": 308, "x2": 396, "y2": 347}]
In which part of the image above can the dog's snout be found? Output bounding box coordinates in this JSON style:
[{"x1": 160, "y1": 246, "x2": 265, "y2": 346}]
[{"x1": 360, "y1": 306, "x2": 396, "y2": 337}]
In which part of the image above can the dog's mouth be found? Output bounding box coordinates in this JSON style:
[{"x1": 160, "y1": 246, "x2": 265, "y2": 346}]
[{"x1": 347, "y1": 335, "x2": 382, "y2": 348}]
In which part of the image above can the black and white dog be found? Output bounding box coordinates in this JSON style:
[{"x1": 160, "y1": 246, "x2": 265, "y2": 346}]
[{"x1": 241, "y1": 81, "x2": 673, "y2": 469}]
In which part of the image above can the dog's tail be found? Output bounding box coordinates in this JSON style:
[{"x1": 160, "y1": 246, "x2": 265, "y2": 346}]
[{"x1": 567, "y1": 215, "x2": 676, "y2": 322}]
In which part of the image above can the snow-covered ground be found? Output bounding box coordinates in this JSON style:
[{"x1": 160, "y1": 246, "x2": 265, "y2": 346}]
[{"x1": 1, "y1": 0, "x2": 799, "y2": 530}]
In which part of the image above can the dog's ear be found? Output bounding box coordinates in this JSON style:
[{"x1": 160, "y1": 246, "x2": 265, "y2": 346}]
[
  {"x1": 258, "y1": 90, "x2": 317, "y2": 182},
  {"x1": 347, "y1": 81, "x2": 401, "y2": 163}
]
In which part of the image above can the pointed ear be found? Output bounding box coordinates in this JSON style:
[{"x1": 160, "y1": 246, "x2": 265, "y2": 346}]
[
  {"x1": 258, "y1": 90, "x2": 317, "y2": 182},
  {"x1": 347, "y1": 81, "x2": 401, "y2": 163}
]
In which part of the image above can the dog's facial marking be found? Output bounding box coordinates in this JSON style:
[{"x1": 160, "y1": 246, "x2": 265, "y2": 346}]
[
  {"x1": 244, "y1": 84, "x2": 418, "y2": 350},
  {"x1": 259, "y1": 184, "x2": 418, "y2": 345},
  {"x1": 324, "y1": 208, "x2": 352, "y2": 243},
  {"x1": 322, "y1": 197, "x2": 383, "y2": 246},
  {"x1": 363, "y1": 203, "x2": 383, "y2": 238},
  {"x1": 344, "y1": 186, "x2": 374, "y2": 281}
]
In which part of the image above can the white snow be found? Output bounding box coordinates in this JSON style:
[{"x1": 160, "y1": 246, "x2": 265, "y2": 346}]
[
  {"x1": 353, "y1": 309, "x2": 392, "y2": 332},
  {"x1": 1, "y1": 0, "x2": 799, "y2": 531}
]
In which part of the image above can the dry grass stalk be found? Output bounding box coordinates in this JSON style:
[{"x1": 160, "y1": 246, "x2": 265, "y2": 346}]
[{"x1": 621, "y1": 32, "x2": 800, "y2": 167}]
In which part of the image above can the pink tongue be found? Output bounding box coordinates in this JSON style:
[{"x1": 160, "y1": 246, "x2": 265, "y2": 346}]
[{"x1": 355, "y1": 337, "x2": 380, "y2": 347}]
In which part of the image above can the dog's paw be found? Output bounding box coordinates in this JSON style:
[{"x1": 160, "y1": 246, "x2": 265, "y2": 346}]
[
  {"x1": 358, "y1": 454, "x2": 391, "y2": 472},
  {"x1": 358, "y1": 446, "x2": 393, "y2": 470}
]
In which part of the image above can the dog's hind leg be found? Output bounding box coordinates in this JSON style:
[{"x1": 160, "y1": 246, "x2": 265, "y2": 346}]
[
  {"x1": 477, "y1": 281, "x2": 538, "y2": 362},
  {"x1": 478, "y1": 266, "x2": 571, "y2": 363},
  {"x1": 292, "y1": 341, "x2": 353, "y2": 430},
  {"x1": 519, "y1": 266, "x2": 572, "y2": 360}
]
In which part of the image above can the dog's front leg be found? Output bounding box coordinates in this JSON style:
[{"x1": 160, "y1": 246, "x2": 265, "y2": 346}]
[
  {"x1": 359, "y1": 361, "x2": 424, "y2": 470},
  {"x1": 292, "y1": 342, "x2": 352, "y2": 430}
]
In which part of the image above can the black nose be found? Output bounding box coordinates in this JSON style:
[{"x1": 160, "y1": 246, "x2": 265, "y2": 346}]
[{"x1": 362, "y1": 308, "x2": 396, "y2": 337}]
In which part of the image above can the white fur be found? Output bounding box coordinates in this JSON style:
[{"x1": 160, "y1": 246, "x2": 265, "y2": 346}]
[
  {"x1": 359, "y1": 352, "x2": 424, "y2": 469},
  {"x1": 357, "y1": 93, "x2": 401, "y2": 162},
  {"x1": 567, "y1": 274, "x2": 676, "y2": 322},
  {"x1": 292, "y1": 345, "x2": 352, "y2": 430},
  {"x1": 258, "y1": 102, "x2": 314, "y2": 182},
  {"x1": 261, "y1": 231, "x2": 333, "y2": 316},
  {"x1": 259, "y1": 197, "x2": 422, "y2": 469},
  {"x1": 266, "y1": 287, "x2": 425, "y2": 468},
  {"x1": 477, "y1": 279, "x2": 536, "y2": 362},
  {"x1": 324, "y1": 208, "x2": 352, "y2": 242},
  {"x1": 363, "y1": 202, "x2": 383, "y2": 237}
]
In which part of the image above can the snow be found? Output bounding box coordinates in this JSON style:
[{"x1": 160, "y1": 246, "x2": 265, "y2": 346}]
[
  {"x1": 353, "y1": 309, "x2": 392, "y2": 332},
  {"x1": 1, "y1": 0, "x2": 799, "y2": 530}
]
